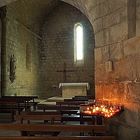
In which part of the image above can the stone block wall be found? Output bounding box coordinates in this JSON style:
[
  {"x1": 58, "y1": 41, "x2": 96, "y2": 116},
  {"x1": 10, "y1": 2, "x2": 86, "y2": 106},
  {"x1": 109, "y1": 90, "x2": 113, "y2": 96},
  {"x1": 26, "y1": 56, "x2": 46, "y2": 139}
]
[
  {"x1": 136, "y1": 0, "x2": 140, "y2": 36},
  {"x1": 37, "y1": 0, "x2": 140, "y2": 138},
  {"x1": 95, "y1": 37, "x2": 140, "y2": 140},
  {"x1": 0, "y1": 18, "x2": 1, "y2": 97},
  {"x1": 0, "y1": 0, "x2": 140, "y2": 139},
  {"x1": 90, "y1": 0, "x2": 140, "y2": 140},
  {"x1": 39, "y1": 2, "x2": 94, "y2": 98},
  {"x1": 63, "y1": 0, "x2": 139, "y2": 139},
  {"x1": 4, "y1": 5, "x2": 40, "y2": 96}
]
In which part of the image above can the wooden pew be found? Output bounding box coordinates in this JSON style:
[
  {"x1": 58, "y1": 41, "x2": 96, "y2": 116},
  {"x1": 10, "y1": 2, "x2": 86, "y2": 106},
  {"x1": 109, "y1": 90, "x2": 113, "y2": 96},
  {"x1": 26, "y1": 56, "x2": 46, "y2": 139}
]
[
  {"x1": 15, "y1": 111, "x2": 62, "y2": 124},
  {"x1": 0, "y1": 124, "x2": 115, "y2": 140},
  {"x1": 71, "y1": 96, "x2": 91, "y2": 101},
  {"x1": 56, "y1": 101, "x2": 86, "y2": 106},
  {"x1": 2, "y1": 96, "x2": 38, "y2": 102},
  {"x1": 15, "y1": 111, "x2": 95, "y2": 124},
  {"x1": 55, "y1": 100, "x2": 102, "y2": 125},
  {"x1": 37, "y1": 104, "x2": 101, "y2": 124},
  {"x1": 56, "y1": 101, "x2": 83, "y2": 116},
  {"x1": 0, "y1": 100, "x2": 25, "y2": 121},
  {"x1": 59, "y1": 98, "x2": 104, "y2": 125},
  {"x1": 15, "y1": 110, "x2": 93, "y2": 124},
  {"x1": 0, "y1": 123, "x2": 108, "y2": 134},
  {"x1": 0, "y1": 96, "x2": 38, "y2": 121},
  {"x1": 0, "y1": 100, "x2": 21, "y2": 110},
  {"x1": 36, "y1": 104, "x2": 81, "y2": 122},
  {"x1": 0, "y1": 136, "x2": 115, "y2": 140},
  {"x1": 37, "y1": 104, "x2": 79, "y2": 112},
  {"x1": 2, "y1": 96, "x2": 38, "y2": 110},
  {"x1": 0, "y1": 96, "x2": 38, "y2": 111}
]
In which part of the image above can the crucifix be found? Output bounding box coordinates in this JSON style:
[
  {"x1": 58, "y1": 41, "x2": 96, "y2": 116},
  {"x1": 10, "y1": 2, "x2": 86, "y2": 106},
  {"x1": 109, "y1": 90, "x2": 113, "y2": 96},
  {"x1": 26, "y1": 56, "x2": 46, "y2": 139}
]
[{"x1": 57, "y1": 62, "x2": 75, "y2": 82}]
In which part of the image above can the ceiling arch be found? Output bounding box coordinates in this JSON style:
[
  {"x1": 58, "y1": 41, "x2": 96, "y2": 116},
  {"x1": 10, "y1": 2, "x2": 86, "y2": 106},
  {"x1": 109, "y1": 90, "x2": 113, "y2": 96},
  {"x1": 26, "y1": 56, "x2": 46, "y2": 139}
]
[
  {"x1": 0, "y1": 0, "x2": 94, "y2": 26},
  {"x1": 0, "y1": 0, "x2": 95, "y2": 36}
]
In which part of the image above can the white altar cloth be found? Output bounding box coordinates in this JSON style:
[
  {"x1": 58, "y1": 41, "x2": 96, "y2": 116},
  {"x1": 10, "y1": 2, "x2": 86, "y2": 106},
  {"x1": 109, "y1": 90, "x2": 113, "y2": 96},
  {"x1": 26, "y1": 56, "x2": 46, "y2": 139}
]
[{"x1": 59, "y1": 83, "x2": 89, "y2": 98}]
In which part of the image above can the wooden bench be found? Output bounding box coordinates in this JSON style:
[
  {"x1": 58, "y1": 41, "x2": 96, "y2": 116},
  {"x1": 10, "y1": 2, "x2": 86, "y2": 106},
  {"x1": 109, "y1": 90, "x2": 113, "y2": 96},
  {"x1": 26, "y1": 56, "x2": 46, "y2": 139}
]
[
  {"x1": 0, "y1": 96, "x2": 38, "y2": 111},
  {"x1": 56, "y1": 101, "x2": 86, "y2": 106},
  {"x1": 73, "y1": 95, "x2": 94, "y2": 99},
  {"x1": 0, "y1": 136, "x2": 115, "y2": 140},
  {"x1": 15, "y1": 111, "x2": 62, "y2": 124},
  {"x1": 71, "y1": 96, "x2": 91, "y2": 101},
  {"x1": 2, "y1": 96, "x2": 38, "y2": 110},
  {"x1": 37, "y1": 104, "x2": 83, "y2": 123},
  {"x1": 0, "y1": 96, "x2": 38, "y2": 121},
  {"x1": 0, "y1": 123, "x2": 110, "y2": 135},
  {"x1": 15, "y1": 110, "x2": 104, "y2": 126},
  {"x1": 37, "y1": 104, "x2": 79, "y2": 112},
  {"x1": 2, "y1": 96, "x2": 38, "y2": 102},
  {"x1": 38, "y1": 103, "x2": 103, "y2": 124},
  {"x1": 0, "y1": 100, "x2": 25, "y2": 121},
  {"x1": 0, "y1": 124, "x2": 115, "y2": 140},
  {"x1": 58, "y1": 98, "x2": 103, "y2": 125}
]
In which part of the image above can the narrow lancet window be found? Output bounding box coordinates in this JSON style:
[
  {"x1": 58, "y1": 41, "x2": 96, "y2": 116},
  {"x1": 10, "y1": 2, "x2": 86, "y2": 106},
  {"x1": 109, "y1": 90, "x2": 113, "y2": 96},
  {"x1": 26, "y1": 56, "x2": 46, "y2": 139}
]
[{"x1": 74, "y1": 23, "x2": 84, "y2": 63}]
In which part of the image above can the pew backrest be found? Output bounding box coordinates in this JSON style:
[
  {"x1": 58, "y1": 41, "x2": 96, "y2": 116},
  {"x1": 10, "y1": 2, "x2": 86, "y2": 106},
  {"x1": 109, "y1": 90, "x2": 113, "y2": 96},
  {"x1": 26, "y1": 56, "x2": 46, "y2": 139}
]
[
  {"x1": 0, "y1": 136, "x2": 115, "y2": 140},
  {"x1": 15, "y1": 113, "x2": 62, "y2": 124},
  {"x1": 37, "y1": 104, "x2": 79, "y2": 111},
  {"x1": 0, "y1": 124, "x2": 107, "y2": 133}
]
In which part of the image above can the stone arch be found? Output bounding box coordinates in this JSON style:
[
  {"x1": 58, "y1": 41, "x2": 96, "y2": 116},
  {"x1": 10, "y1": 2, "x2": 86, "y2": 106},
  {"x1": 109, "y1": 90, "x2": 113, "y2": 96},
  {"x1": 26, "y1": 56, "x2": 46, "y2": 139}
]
[
  {"x1": 61, "y1": 0, "x2": 93, "y2": 25},
  {"x1": 0, "y1": 0, "x2": 94, "y2": 31},
  {"x1": 41, "y1": 1, "x2": 95, "y2": 98},
  {"x1": 0, "y1": 1, "x2": 95, "y2": 48},
  {"x1": 0, "y1": 17, "x2": 1, "y2": 97}
]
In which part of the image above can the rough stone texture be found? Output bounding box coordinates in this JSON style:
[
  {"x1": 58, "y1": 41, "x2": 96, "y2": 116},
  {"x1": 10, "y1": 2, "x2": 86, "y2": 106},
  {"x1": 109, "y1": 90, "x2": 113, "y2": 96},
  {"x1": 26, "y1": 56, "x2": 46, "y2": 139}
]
[
  {"x1": 40, "y1": 2, "x2": 94, "y2": 98},
  {"x1": 0, "y1": 0, "x2": 139, "y2": 140},
  {"x1": 96, "y1": 37, "x2": 140, "y2": 140},
  {"x1": 0, "y1": 18, "x2": 1, "y2": 97},
  {"x1": 0, "y1": 0, "x2": 16, "y2": 7},
  {"x1": 92, "y1": 1, "x2": 128, "y2": 47},
  {"x1": 5, "y1": 0, "x2": 58, "y2": 35},
  {"x1": 5, "y1": 5, "x2": 40, "y2": 96},
  {"x1": 128, "y1": 0, "x2": 136, "y2": 38},
  {"x1": 61, "y1": 0, "x2": 128, "y2": 47},
  {"x1": 136, "y1": 0, "x2": 140, "y2": 35}
]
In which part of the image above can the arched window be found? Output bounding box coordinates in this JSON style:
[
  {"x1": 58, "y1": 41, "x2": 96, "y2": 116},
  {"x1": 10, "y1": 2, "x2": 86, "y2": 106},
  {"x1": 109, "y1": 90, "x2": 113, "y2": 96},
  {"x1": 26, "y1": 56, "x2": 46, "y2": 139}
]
[{"x1": 74, "y1": 23, "x2": 84, "y2": 63}]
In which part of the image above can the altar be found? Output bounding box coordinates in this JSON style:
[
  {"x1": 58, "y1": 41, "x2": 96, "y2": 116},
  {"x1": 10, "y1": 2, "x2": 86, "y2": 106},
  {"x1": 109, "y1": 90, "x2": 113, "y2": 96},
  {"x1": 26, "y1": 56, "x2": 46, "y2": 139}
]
[{"x1": 59, "y1": 83, "x2": 89, "y2": 98}]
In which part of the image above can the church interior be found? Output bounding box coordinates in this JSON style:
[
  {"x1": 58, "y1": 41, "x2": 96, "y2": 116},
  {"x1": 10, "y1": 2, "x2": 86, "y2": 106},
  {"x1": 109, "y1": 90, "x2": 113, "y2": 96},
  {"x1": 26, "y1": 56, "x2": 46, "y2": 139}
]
[{"x1": 0, "y1": 0, "x2": 140, "y2": 140}]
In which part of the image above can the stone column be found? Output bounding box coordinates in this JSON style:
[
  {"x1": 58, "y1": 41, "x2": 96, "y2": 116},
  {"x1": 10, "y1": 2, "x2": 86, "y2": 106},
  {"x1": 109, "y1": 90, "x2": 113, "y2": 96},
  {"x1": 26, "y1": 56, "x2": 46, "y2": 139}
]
[{"x1": 0, "y1": 7, "x2": 7, "y2": 96}]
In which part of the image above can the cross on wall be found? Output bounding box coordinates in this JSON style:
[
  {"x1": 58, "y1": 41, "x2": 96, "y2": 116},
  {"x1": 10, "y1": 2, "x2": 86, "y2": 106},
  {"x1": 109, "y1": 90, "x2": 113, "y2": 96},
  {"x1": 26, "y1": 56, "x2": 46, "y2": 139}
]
[{"x1": 56, "y1": 62, "x2": 75, "y2": 82}]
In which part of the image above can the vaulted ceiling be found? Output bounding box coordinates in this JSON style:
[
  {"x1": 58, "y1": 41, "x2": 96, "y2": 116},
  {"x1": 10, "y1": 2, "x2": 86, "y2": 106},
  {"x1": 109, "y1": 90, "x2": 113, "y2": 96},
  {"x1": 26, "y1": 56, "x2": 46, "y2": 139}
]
[
  {"x1": 0, "y1": 0, "x2": 92, "y2": 23},
  {"x1": 0, "y1": 0, "x2": 93, "y2": 35}
]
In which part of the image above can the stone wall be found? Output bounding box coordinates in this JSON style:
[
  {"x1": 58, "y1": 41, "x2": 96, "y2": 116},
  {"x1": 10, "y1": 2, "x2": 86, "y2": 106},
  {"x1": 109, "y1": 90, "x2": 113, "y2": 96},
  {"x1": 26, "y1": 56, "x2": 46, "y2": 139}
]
[
  {"x1": 5, "y1": 5, "x2": 40, "y2": 96},
  {"x1": 93, "y1": 0, "x2": 140, "y2": 140},
  {"x1": 136, "y1": 0, "x2": 140, "y2": 35},
  {"x1": 39, "y1": 2, "x2": 94, "y2": 98},
  {"x1": 0, "y1": 18, "x2": 1, "y2": 97},
  {"x1": 96, "y1": 37, "x2": 140, "y2": 140},
  {"x1": 0, "y1": 0, "x2": 140, "y2": 139}
]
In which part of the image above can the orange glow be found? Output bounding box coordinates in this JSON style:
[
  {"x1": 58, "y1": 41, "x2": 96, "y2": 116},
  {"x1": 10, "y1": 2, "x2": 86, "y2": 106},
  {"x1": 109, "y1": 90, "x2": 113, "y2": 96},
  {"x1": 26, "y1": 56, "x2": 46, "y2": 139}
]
[{"x1": 80, "y1": 99, "x2": 123, "y2": 118}]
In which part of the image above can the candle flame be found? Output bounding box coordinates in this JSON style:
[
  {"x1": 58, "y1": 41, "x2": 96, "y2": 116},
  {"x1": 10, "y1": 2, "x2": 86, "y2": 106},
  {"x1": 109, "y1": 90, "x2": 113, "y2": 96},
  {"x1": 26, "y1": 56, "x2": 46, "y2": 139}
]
[{"x1": 80, "y1": 99, "x2": 123, "y2": 118}]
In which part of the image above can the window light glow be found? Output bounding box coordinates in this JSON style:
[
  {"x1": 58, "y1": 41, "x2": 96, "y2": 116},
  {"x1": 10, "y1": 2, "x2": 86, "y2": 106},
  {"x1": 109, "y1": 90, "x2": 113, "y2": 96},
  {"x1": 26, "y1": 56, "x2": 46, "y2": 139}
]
[{"x1": 75, "y1": 24, "x2": 83, "y2": 61}]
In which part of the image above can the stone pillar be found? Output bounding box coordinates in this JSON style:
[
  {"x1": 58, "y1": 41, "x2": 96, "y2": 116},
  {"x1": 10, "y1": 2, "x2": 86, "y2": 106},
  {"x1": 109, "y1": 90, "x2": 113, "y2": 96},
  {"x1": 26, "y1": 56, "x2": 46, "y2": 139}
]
[
  {"x1": 0, "y1": 7, "x2": 7, "y2": 96},
  {"x1": 0, "y1": 17, "x2": 1, "y2": 97}
]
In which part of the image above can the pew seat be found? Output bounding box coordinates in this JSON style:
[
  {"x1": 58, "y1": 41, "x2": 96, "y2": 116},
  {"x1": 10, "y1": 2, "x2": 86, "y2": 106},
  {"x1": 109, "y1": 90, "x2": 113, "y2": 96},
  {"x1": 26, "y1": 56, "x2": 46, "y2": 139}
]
[
  {"x1": 0, "y1": 124, "x2": 115, "y2": 140},
  {"x1": 15, "y1": 112, "x2": 62, "y2": 124}
]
